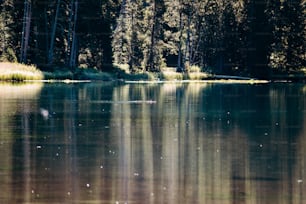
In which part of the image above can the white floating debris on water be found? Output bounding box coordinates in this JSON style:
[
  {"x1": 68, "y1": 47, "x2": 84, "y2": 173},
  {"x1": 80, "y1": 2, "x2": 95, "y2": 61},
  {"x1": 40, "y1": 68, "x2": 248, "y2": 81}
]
[
  {"x1": 36, "y1": 145, "x2": 42, "y2": 149},
  {"x1": 100, "y1": 165, "x2": 104, "y2": 169},
  {"x1": 39, "y1": 108, "x2": 49, "y2": 120},
  {"x1": 227, "y1": 112, "x2": 230, "y2": 115},
  {"x1": 109, "y1": 150, "x2": 115, "y2": 154},
  {"x1": 134, "y1": 172, "x2": 139, "y2": 176},
  {"x1": 31, "y1": 190, "x2": 35, "y2": 194},
  {"x1": 67, "y1": 192, "x2": 71, "y2": 196},
  {"x1": 276, "y1": 122, "x2": 279, "y2": 126},
  {"x1": 297, "y1": 179, "x2": 303, "y2": 183},
  {"x1": 259, "y1": 144, "x2": 263, "y2": 148},
  {"x1": 216, "y1": 149, "x2": 220, "y2": 153},
  {"x1": 86, "y1": 183, "x2": 90, "y2": 188},
  {"x1": 78, "y1": 123, "x2": 82, "y2": 127},
  {"x1": 56, "y1": 153, "x2": 59, "y2": 156},
  {"x1": 264, "y1": 132, "x2": 268, "y2": 136},
  {"x1": 160, "y1": 156, "x2": 163, "y2": 160}
]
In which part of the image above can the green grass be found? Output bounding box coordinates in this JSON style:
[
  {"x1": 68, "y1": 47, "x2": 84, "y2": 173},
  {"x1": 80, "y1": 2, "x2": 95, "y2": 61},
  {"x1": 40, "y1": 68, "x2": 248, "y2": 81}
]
[
  {"x1": 43, "y1": 70, "x2": 74, "y2": 80},
  {"x1": 43, "y1": 68, "x2": 114, "y2": 81},
  {"x1": 0, "y1": 62, "x2": 44, "y2": 81}
]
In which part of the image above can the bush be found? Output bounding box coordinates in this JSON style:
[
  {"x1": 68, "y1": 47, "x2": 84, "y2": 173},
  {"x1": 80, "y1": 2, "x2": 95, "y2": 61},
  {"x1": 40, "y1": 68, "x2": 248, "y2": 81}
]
[
  {"x1": 189, "y1": 65, "x2": 201, "y2": 73},
  {"x1": 160, "y1": 71, "x2": 183, "y2": 80}
]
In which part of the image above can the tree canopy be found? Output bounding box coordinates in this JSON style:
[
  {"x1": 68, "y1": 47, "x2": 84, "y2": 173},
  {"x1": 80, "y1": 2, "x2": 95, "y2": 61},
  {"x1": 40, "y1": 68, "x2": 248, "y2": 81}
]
[{"x1": 0, "y1": 0, "x2": 305, "y2": 78}]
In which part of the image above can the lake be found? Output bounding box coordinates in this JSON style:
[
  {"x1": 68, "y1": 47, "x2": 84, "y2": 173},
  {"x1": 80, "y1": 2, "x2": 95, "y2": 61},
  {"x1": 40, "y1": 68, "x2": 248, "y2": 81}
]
[{"x1": 0, "y1": 82, "x2": 305, "y2": 204}]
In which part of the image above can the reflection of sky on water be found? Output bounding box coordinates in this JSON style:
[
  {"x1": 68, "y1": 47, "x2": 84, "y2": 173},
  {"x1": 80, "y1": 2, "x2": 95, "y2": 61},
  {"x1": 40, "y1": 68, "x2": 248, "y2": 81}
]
[{"x1": 0, "y1": 82, "x2": 305, "y2": 204}]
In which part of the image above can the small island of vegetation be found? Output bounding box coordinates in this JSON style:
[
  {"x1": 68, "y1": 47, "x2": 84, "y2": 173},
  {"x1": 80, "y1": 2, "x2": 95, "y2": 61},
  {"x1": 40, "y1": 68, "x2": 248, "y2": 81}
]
[{"x1": 0, "y1": 0, "x2": 305, "y2": 82}]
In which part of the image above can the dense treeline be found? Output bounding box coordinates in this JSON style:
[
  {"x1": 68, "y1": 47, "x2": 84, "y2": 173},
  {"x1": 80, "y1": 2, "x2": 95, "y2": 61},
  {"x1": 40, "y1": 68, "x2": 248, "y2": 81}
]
[{"x1": 0, "y1": 0, "x2": 305, "y2": 78}]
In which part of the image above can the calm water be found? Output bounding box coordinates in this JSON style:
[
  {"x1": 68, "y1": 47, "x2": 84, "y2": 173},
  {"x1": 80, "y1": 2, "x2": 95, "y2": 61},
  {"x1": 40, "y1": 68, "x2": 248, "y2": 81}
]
[{"x1": 0, "y1": 82, "x2": 305, "y2": 204}]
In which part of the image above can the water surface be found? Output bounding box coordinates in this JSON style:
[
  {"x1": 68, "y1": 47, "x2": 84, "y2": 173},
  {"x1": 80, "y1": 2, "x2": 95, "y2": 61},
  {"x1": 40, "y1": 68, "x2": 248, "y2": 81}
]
[{"x1": 0, "y1": 82, "x2": 305, "y2": 204}]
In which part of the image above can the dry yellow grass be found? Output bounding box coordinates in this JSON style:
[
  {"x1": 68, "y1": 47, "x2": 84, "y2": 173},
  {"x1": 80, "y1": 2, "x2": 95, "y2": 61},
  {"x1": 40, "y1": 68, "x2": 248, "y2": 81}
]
[{"x1": 0, "y1": 62, "x2": 44, "y2": 81}]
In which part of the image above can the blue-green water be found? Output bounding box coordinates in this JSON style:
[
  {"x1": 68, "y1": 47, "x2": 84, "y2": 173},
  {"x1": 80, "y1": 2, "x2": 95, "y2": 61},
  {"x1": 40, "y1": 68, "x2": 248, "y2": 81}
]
[{"x1": 0, "y1": 82, "x2": 305, "y2": 204}]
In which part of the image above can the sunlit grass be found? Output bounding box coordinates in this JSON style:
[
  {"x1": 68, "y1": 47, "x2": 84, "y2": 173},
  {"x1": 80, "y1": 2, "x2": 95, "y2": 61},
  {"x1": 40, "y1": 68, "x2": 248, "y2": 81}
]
[
  {"x1": 160, "y1": 70, "x2": 210, "y2": 81},
  {"x1": 187, "y1": 72, "x2": 210, "y2": 80},
  {"x1": 160, "y1": 70, "x2": 184, "y2": 80},
  {"x1": 0, "y1": 62, "x2": 44, "y2": 81}
]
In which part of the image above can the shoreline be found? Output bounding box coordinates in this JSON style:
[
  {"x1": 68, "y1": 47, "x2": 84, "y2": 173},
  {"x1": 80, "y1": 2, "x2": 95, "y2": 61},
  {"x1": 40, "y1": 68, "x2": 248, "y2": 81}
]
[{"x1": 0, "y1": 62, "x2": 305, "y2": 83}]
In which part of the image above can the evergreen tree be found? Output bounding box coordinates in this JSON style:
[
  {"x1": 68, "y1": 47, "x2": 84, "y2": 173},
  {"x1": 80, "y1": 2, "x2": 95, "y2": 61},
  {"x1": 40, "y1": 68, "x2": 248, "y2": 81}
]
[
  {"x1": 0, "y1": 0, "x2": 17, "y2": 62},
  {"x1": 222, "y1": 0, "x2": 249, "y2": 75},
  {"x1": 112, "y1": 0, "x2": 133, "y2": 66},
  {"x1": 267, "y1": 0, "x2": 305, "y2": 73},
  {"x1": 245, "y1": 0, "x2": 273, "y2": 78},
  {"x1": 0, "y1": 0, "x2": 303, "y2": 77},
  {"x1": 144, "y1": 0, "x2": 166, "y2": 72}
]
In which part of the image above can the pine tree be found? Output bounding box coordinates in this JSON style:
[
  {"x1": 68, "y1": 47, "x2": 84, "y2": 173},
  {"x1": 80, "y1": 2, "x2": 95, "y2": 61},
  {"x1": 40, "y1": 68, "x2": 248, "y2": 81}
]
[
  {"x1": 144, "y1": 0, "x2": 166, "y2": 72},
  {"x1": 243, "y1": 0, "x2": 273, "y2": 78},
  {"x1": 0, "y1": 0, "x2": 17, "y2": 62},
  {"x1": 112, "y1": 0, "x2": 132, "y2": 66},
  {"x1": 267, "y1": 0, "x2": 305, "y2": 73}
]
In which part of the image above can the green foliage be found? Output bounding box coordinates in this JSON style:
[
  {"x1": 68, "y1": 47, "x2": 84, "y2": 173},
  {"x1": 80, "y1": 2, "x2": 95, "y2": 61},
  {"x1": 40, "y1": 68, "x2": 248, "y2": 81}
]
[
  {"x1": 267, "y1": 0, "x2": 305, "y2": 73},
  {"x1": 74, "y1": 68, "x2": 113, "y2": 80},
  {"x1": 43, "y1": 70, "x2": 74, "y2": 80},
  {"x1": 0, "y1": 0, "x2": 304, "y2": 79},
  {"x1": 0, "y1": 0, "x2": 16, "y2": 63},
  {"x1": 0, "y1": 48, "x2": 17, "y2": 63}
]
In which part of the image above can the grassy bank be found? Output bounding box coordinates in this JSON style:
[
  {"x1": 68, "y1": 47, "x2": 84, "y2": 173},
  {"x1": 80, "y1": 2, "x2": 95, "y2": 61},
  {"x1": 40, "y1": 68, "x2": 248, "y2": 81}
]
[
  {"x1": 0, "y1": 62, "x2": 113, "y2": 81},
  {"x1": 0, "y1": 62, "x2": 44, "y2": 81},
  {"x1": 2, "y1": 62, "x2": 302, "y2": 83},
  {"x1": 112, "y1": 64, "x2": 211, "y2": 81},
  {"x1": 43, "y1": 68, "x2": 113, "y2": 81},
  {"x1": 0, "y1": 62, "x2": 260, "y2": 82}
]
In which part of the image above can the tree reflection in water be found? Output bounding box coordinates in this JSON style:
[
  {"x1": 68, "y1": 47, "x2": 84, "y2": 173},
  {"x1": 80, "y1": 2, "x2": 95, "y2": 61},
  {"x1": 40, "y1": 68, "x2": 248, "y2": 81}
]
[{"x1": 0, "y1": 82, "x2": 305, "y2": 204}]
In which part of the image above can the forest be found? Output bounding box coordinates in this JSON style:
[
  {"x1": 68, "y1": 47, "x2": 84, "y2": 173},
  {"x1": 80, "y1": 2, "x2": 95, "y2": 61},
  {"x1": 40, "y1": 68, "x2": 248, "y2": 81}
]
[{"x1": 0, "y1": 0, "x2": 305, "y2": 79}]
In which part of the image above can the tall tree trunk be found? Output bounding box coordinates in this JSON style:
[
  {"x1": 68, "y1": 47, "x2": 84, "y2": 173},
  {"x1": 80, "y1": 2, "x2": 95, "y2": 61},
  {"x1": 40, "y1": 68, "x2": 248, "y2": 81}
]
[
  {"x1": 69, "y1": 0, "x2": 78, "y2": 69},
  {"x1": 48, "y1": 0, "x2": 61, "y2": 65},
  {"x1": 20, "y1": 0, "x2": 31, "y2": 63},
  {"x1": 183, "y1": 0, "x2": 194, "y2": 71},
  {"x1": 128, "y1": 2, "x2": 135, "y2": 72},
  {"x1": 147, "y1": 2, "x2": 156, "y2": 71},
  {"x1": 177, "y1": 1, "x2": 183, "y2": 72},
  {"x1": 66, "y1": 0, "x2": 74, "y2": 66}
]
